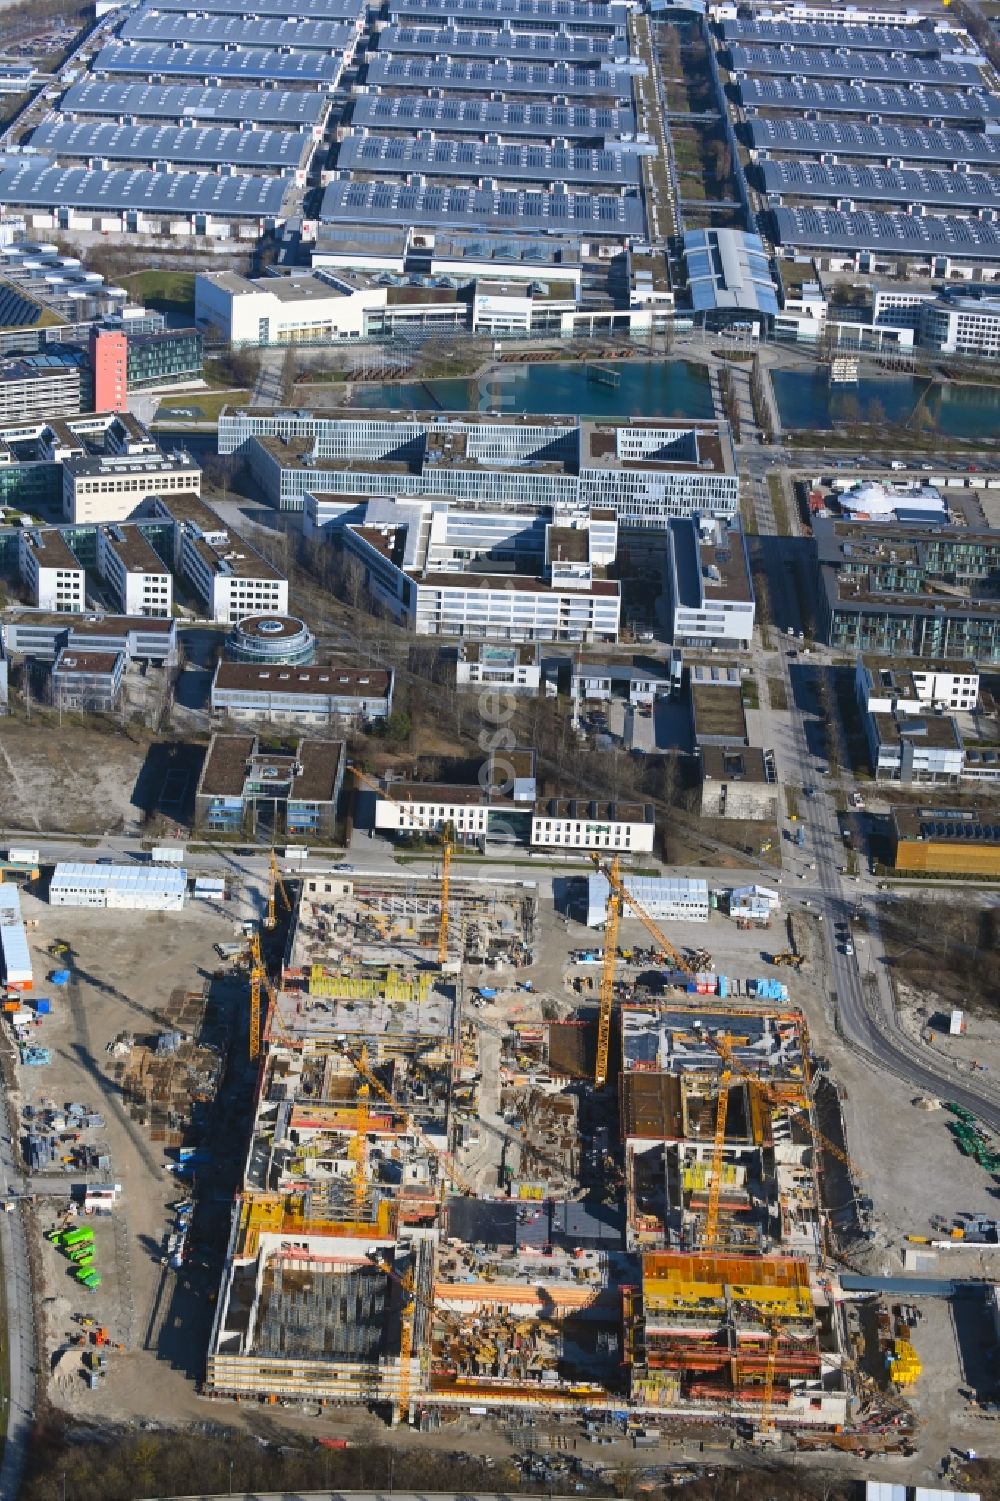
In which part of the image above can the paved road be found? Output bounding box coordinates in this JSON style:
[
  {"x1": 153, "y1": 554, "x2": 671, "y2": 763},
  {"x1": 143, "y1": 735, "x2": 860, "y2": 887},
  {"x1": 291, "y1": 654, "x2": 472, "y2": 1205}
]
[
  {"x1": 746, "y1": 477, "x2": 1000, "y2": 1135},
  {"x1": 0, "y1": 1090, "x2": 35, "y2": 1501}
]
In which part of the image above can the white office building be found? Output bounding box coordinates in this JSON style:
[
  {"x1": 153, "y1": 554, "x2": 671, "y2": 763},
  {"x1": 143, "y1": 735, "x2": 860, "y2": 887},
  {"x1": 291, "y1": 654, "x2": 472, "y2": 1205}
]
[
  {"x1": 856, "y1": 657, "x2": 979, "y2": 716},
  {"x1": 220, "y1": 410, "x2": 739, "y2": 523},
  {"x1": 342, "y1": 497, "x2": 621, "y2": 643},
  {"x1": 211, "y1": 661, "x2": 393, "y2": 723},
  {"x1": 49, "y1": 862, "x2": 187, "y2": 910},
  {"x1": 372, "y1": 782, "x2": 654, "y2": 854},
  {"x1": 96, "y1": 523, "x2": 173, "y2": 617},
  {"x1": 18, "y1": 526, "x2": 86, "y2": 612},
  {"x1": 666, "y1": 515, "x2": 755, "y2": 649},
  {"x1": 146, "y1": 493, "x2": 287, "y2": 625},
  {"x1": 455, "y1": 642, "x2": 541, "y2": 694},
  {"x1": 531, "y1": 799, "x2": 656, "y2": 854},
  {"x1": 919, "y1": 293, "x2": 1000, "y2": 359},
  {"x1": 62, "y1": 448, "x2": 202, "y2": 524}
]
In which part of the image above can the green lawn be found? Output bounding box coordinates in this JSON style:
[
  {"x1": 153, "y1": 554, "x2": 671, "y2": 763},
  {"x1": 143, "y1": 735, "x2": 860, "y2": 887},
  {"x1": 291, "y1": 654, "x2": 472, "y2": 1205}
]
[
  {"x1": 154, "y1": 388, "x2": 248, "y2": 424},
  {"x1": 121, "y1": 269, "x2": 196, "y2": 313}
]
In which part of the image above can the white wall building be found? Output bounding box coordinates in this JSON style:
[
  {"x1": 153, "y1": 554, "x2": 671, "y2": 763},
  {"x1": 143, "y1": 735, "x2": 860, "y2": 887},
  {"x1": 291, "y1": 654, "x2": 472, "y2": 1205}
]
[
  {"x1": 196, "y1": 269, "x2": 469, "y2": 346},
  {"x1": 18, "y1": 526, "x2": 86, "y2": 612},
  {"x1": 211, "y1": 661, "x2": 394, "y2": 723},
  {"x1": 147, "y1": 493, "x2": 287, "y2": 625},
  {"x1": 62, "y1": 449, "x2": 202, "y2": 524},
  {"x1": 531, "y1": 799, "x2": 656, "y2": 854},
  {"x1": 919, "y1": 292, "x2": 1000, "y2": 359},
  {"x1": 96, "y1": 523, "x2": 173, "y2": 617},
  {"x1": 584, "y1": 873, "x2": 708, "y2": 927},
  {"x1": 667, "y1": 515, "x2": 755, "y2": 649},
  {"x1": 856, "y1": 658, "x2": 979, "y2": 715},
  {"x1": 343, "y1": 497, "x2": 622, "y2": 643},
  {"x1": 371, "y1": 782, "x2": 654, "y2": 854},
  {"x1": 220, "y1": 410, "x2": 739, "y2": 522},
  {"x1": 49, "y1": 862, "x2": 187, "y2": 910},
  {"x1": 455, "y1": 642, "x2": 541, "y2": 694},
  {"x1": 855, "y1": 658, "x2": 971, "y2": 783}
]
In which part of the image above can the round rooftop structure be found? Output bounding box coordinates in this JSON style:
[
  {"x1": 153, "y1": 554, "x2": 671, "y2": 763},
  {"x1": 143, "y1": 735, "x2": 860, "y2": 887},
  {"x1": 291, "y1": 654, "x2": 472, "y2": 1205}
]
[{"x1": 226, "y1": 613, "x2": 316, "y2": 666}]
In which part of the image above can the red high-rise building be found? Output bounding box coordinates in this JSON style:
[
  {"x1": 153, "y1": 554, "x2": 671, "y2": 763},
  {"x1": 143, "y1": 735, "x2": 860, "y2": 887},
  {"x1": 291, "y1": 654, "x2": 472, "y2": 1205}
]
[{"x1": 89, "y1": 326, "x2": 128, "y2": 413}]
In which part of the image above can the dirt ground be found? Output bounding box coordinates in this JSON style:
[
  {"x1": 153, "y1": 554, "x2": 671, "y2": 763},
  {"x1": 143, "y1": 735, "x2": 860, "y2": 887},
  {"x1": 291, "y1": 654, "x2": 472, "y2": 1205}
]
[
  {"x1": 0, "y1": 718, "x2": 151, "y2": 835},
  {"x1": 13, "y1": 888, "x2": 257, "y2": 1427}
]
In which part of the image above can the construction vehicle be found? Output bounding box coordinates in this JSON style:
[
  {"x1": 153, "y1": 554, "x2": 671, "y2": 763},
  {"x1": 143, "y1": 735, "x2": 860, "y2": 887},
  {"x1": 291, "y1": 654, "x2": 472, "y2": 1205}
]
[
  {"x1": 352, "y1": 767, "x2": 452, "y2": 966},
  {"x1": 591, "y1": 854, "x2": 701, "y2": 975},
  {"x1": 265, "y1": 849, "x2": 292, "y2": 931},
  {"x1": 340, "y1": 1042, "x2": 475, "y2": 1198},
  {"x1": 770, "y1": 952, "x2": 805, "y2": 970}
]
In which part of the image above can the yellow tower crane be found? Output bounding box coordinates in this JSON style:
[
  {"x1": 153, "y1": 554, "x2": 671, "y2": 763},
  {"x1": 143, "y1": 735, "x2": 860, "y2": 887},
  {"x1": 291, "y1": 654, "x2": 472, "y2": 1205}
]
[
  {"x1": 703, "y1": 1034, "x2": 734, "y2": 1248},
  {"x1": 595, "y1": 854, "x2": 622, "y2": 1089},
  {"x1": 349, "y1": 1045, "x2": 372, "y2": 1215},
  {"x1": 366, "y1": 1249, "x2": 438, "y2": 1426},
  {"x1": 340, "y1": 1041, "x2": 476, "y2": 1197},
  {"x1": 352, "y1": 766, "x2": 453, "y2": 965},
  {"x1": 265, "y1": 849, "x2": 292, "y2": 931},
  {"x1": 247, "y1": 928, "x2": 265, "y2": 1062},
  {"x1": 759, "y1": 1324, "x2": 782, "y2": 1437},
  {"x1": 591, "y1": 853, "x2": 699, "y2": 975}
]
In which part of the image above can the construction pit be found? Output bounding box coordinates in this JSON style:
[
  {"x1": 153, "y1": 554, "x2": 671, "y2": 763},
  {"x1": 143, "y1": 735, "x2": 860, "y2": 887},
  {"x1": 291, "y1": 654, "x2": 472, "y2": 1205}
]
[
  {"x1": 200, "y1": 865, "x2": 876, "y2": 1439},
  {"x1": 9, "y1": 860, "x2": 994, "y2": 1462}
]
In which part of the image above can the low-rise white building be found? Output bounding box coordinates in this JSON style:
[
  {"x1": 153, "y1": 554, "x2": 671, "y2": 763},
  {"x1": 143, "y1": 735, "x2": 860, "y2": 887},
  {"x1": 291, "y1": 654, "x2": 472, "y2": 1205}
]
[
  {"x1": 584, "y1": 873, "x2": 708, "y2": 927},
  {"x1": 49, "y1": 862, "x2": 187, "y2": 910},
  {"x1": 856, "y1": 657, "x2": 979, "y2": 716},
  {"x1": 370, "y1": 778, "x2": 654, "y2": 854},
  {"x1": 211, "y1": 661, "x2": 393, "y2": 723},
  {"x1": 455, "y1": 642, "x2": 540, "y2": 694},
  {"x1": 96, "y1": 523, "x2": 173, "y2": 617},
  {"x1": 531, "y1": 799, "x2": 656, "y2": 855},
  {"x1": 18, "y1": 526, "x2": 86, "y2": 612},
  {"x1": 855, "y1": 658, "x2": 969, "y2": 783},
  {"x1": 666, "y1": 515, "x2": 754, "y2": 649}
]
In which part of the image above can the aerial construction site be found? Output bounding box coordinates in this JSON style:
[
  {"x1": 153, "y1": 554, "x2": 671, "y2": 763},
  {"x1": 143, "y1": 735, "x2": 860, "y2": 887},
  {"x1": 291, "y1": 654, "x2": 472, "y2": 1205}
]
[{"x1": 204, "y1": 830, "x2": 872, "y2": 1441}]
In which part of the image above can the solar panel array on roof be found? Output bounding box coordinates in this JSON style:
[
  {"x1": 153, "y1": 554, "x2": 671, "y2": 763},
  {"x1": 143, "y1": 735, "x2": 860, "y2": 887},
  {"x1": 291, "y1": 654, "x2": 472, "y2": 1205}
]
[
  {"x1": 730, "y1": 45, "x2": 980, "y2": 86},
  {"x1": 319, "y1": 178, "x2": 645, "y2": 233},
  {"x1": 364, "y1": 54, "x2": 626, "y2": 95},
  {"x1": 349, "y1": 93, "x2": 636, "y2": 137},
  {"x1": 748, "y1": 116, "x2": 1000, "y2": 169},
  {"x1": 760, "y1": 159, "x2": 1000, "y2": 211},
  {"x1": 918, "y1": 819, "x2": 1000, "y2": 841},
  {"x1": 137, "y1": 0, "x2": 365, "y2": 14},
  {"x1": 337, "y1": 134, "x2": 641, "y2": 184},
  {"x1": 119, "y1": 11, "x2": 356, "y2": 50},
  {"x1": 30, "y1": 119, "x2": 308, "y2": 170},
  {"x1": 738, "y1": 77, "x2": 1000, "y2": 123},
  {"x1": 376, "y1": 24, "x2": 616, "y2": 59},
  {"x1": 93, "y1": 41, "x2": 342, "y2": 85},
  {"x1": 388, "y1": 0, "x2": 626, "y2": 28},
  {"x1": 720, "y1": 18, "x2": 939, "y2": 53},
  {"x1": 770, "y1": 205, "x2": 1000, "y2": 261},
  {"x1": 59, "y1": 80, "x2": 328, "y2": 125},
  {"x1": 0, "y1": 158, "x2": 290, "y2": 215}
]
